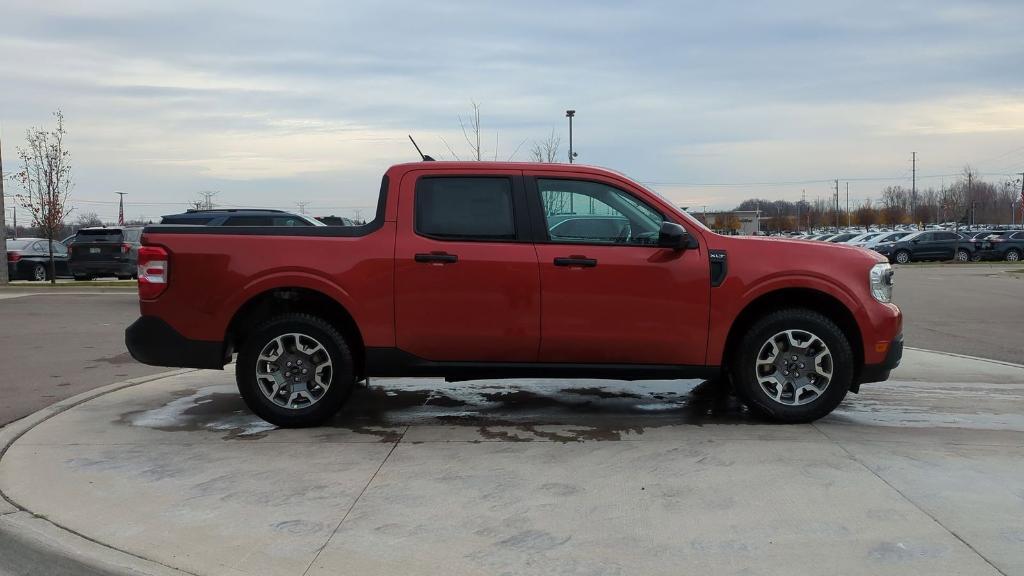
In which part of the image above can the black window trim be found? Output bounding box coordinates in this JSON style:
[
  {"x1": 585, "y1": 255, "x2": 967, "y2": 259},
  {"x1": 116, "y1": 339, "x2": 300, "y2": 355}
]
[
  {"x1": 412, "y1": 174, "x2": 532, "y2": 244},
  {"x1": 524, "y1": 175, "x2": 673, "y2": 247}
]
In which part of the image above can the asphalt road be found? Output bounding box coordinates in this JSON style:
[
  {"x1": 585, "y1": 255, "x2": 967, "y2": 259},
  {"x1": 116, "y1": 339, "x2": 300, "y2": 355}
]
[
  {"x1": 0, "y1": 292, "x2": 166, "y2": 427},
  {"x1": 892, "y1": 264, "x2": 1022, "y2": 364},
  {"x1": 0, "y1": 264, "x2": 1019, "y2": 427}
]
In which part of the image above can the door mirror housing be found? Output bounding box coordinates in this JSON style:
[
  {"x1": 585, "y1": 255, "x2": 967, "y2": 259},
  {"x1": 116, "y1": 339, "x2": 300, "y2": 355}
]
[{"x1": 658, "y1": 222, "x2": 692, "y2": 251}]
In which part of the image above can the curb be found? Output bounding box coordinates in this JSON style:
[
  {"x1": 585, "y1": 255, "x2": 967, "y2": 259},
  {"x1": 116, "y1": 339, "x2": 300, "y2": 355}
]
[
  {"x1": 0, "y1": 369, "x2": 198, "y2": 576},
  {"x1": 904, "y1": 346, "x2": 1024, "y2": 370}
]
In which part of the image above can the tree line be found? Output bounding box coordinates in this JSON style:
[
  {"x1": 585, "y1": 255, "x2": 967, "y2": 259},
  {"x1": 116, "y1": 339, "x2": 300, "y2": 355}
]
[{"x1": 729, "y1": 169, "x2": 1022, "y2": 231}]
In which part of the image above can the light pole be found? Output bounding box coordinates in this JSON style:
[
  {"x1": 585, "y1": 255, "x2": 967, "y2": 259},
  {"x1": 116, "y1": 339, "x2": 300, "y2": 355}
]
[
  {"x1": 565, "y1": 110, "x2": 577, "y2": 164},
  {"x1": 0, "y1": 133, "x2": 7, "y2": 285}
]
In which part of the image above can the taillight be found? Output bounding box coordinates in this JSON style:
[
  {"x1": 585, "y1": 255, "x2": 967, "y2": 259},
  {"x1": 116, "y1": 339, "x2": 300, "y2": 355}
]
[
  {"x1": 137, "y1": 245, "x2": 169, "y2": 300},
  {"x1": 6, "y1": 252, "x2": 20, "y2": 263},
  {"x1": 121, "y1": 243, "x2": 132, "y2": 254}
]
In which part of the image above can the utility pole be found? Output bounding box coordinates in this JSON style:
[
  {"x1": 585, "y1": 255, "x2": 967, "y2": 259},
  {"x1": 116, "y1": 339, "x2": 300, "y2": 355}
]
[
  {"x1": 565, "y1": 110, "x2": 577, "y2": 164},
  {"x1": 846, "y1": 182, "x2": 850, "y2": 228},
  {"x1": 834, "y1": 179, "x2": 840, "y2": 231},
  {"x1": 198, "y1": 191, "x2": 218, "y2": 210},
  {"x1": 0, "y1": 132, "x2": 7, "y2": 285},
  {"x1": 296, "y1": 201, "x2": 309, "y2": 215},
  {"x1": 801, "y1": 189, "x2": 807, "y2": 233},
  {"x1": 967, "y1": 172, "x2": 973, "y2": 228},
  {"x1": 911, "y1": 152, "x2": 917, "y2": 229},
  {"x1": 116, "y1": 192, "x2": 127, "y2": 225}
]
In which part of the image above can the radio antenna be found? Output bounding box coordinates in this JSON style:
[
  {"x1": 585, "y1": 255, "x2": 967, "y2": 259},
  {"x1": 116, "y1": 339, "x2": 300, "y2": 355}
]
[{"x1": 408, "y1": 135, "x2": 435, "y2": 161}]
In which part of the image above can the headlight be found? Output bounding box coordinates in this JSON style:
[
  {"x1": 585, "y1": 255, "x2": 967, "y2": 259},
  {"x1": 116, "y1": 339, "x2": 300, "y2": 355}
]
[{"x1": 870, "y1": 262, "x2": 894, "y2": 303}]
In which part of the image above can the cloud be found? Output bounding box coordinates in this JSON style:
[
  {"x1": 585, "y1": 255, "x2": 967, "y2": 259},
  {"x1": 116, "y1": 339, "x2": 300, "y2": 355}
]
[{"x1": 1, "y1": 0, "x2": 1023, "y2": 220}]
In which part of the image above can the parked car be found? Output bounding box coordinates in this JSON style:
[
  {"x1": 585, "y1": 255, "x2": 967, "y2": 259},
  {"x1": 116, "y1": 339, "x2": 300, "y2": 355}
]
[
  {"x1": 975, "y1": 230, "x2": 1024, "y2": 262},
  {"x1": 160, "y1": 209, "x2": 325, "y2": 227},
  {"x1": 862, "y1": 231, "x2": 912, "y2": 249},
  {"x1": 546, "y1": 215, "x2": 631, "y2": 242},
  {"x1": 873, "y1": 230, "x2": 972, "y2": 264},
  {"x1": 68, "y1": 227, "x2": 144, "y2": 280},
  {"x1": 5, "y1": 238, "x2": 70, "y2": 281},
  {"x1": 845, "y1": 232, "x2": 882, "y2": 246},
  {"x1": 826, "y1": 233, "x2": 860, "y2": 243},
  {"x1": 127, "y1": 161, "x2": 902, "y2": 427}
]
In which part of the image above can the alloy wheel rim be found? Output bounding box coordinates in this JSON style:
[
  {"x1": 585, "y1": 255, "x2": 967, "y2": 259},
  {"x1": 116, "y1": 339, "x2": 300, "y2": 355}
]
[
  {"x1": 255, "y1": 332, "x2": 333, "y2": 410},
  {"x1": 1008, "y1": 251, "x2": 1020, "y2": 262},
  {"x1": 755, "y1": 329, "x2": 833, "y2": 406},
  {"x1": 957, "y1": 250, "x2": 969, "y2": 262},
  {"x1": 896, "y1": 252, "x2": 909, "y2": 264},
  {"x1": 33, "y1": 265, "x2": 46, "y2": 281}
]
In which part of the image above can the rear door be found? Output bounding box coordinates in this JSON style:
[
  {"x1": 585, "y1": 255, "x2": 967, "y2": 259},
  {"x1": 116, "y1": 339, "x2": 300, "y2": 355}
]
[
  {"x1": 526, "y1": 172, "x2": 710, "y2": 365},
  {"x1": 394, "y1": 171, "x2": 541, "y2": 362}
]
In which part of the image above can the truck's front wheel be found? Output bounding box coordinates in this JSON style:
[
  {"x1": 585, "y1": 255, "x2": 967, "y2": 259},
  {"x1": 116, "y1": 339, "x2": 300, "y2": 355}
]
[
  {"x1": 236, "y1": 313, "x2": 355, "y2": 428},
  {"x1": 730, "y1": 309, "x2": 853, "y2": 423}
]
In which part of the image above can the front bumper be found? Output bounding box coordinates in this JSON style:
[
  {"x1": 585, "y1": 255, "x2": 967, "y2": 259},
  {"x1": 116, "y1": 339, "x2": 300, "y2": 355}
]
[
  {"x1": 857, "y1": 333, "x2": 904, "y2": 386},
  {"x1": 126, "y1": 316, "x2": 227, "y2": 369}
]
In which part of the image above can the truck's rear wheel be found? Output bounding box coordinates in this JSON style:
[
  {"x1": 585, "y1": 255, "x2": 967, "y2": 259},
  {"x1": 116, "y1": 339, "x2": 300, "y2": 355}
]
[
  {"x1": 730, "y1": 309, "x2": 853, "y2": 423},
  {"x1": 236, "y1": 313, "x2": 354, "y2": 428}
]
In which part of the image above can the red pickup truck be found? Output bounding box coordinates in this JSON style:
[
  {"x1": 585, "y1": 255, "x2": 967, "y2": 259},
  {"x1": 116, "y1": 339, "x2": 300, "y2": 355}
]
[{"x1": 126, "y1": 162, "x2": 902, "y2": 427}]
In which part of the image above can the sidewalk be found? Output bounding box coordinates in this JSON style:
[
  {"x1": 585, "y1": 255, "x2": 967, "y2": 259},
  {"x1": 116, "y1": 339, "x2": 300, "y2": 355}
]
[{"x1": 1, "y1": 349, "x2": 1022, "y2": 576}]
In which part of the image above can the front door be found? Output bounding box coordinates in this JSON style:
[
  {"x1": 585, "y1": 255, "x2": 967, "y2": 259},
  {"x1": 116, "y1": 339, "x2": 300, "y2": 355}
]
[
  {"x1": 527, "y1": 173, "x2": 710, "y2": 366},
  {"x1": 394, "y1": 171, "x2": 541, "y2": 362}
]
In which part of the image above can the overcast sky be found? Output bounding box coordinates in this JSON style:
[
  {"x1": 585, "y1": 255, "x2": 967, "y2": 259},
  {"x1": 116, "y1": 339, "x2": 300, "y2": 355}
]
[{"x1": 2, "y1": 0, "x2": 1023, "y2": 223}]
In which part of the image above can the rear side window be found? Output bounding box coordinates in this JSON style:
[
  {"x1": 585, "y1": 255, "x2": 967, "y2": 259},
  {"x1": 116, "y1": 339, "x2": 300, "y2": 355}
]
[
  {"x1": 935, "y1": 232, "x2": 957, "y2": 241},
  {"x1": 161, "y1": 216, "x2": 214, "y2": 225},
  {"x1": 223, "y1": 216, "x2": 313, "y2": 227},
  {"x1": 1012, "y1": 232, "x2": 1024, "y2": 240},
  {"x1": 75, "y1": 229, "x2": 124, "y2": 243},
  {"x1": 415, "y1": 177, "x2": 515, "y2": 240}
]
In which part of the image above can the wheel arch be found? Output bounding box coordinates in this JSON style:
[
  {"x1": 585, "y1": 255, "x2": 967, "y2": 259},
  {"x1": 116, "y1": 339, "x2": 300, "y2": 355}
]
[
  {"x1": 721, "y1": 287, "x2": 865, "y2": 389},
  {"x1": 226, "y1": 287, "x2": 367, "y2": 378}
]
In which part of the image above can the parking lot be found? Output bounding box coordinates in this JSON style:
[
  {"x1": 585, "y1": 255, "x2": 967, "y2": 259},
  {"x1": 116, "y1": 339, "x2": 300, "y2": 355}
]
[{"x1": 0, "y1": 264, "x2": 1022, "y2": 575}]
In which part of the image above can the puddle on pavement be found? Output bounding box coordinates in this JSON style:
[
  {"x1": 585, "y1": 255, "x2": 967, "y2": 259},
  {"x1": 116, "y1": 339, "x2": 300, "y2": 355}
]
[
  {"x1": 118, "y1": 378, "x2": 752, "y2": 441},
  {"x1": 118, "y1": 376, "x2": 1024, "y2": 441}
]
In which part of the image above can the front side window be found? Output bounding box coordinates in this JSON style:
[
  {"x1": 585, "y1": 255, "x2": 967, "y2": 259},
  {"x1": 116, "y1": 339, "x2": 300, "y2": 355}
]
[
  {"x1": 415, "y1": 177, "x2": 515, "y2": 241},
  {"x1": 538, "y1": 179, "x2": 664, "y2": 245}
]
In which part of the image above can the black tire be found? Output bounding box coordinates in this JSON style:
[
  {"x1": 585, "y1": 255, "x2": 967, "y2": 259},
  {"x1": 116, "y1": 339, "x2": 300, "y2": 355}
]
[
  {"x1": 236, "y1": 313, "x2": 354, "y2": 428},
  {"x1": 894, "y1": 250, "x2": 911, "y2": 265},
  {"x1": 956, "y1": 249, "x2": 970, "y2": 262},
  {"x1": 730, "y1": 308, "x2": 853, "y2": 423},
  {"x1": 30, "y1": 263, "x2": 48, "y2": 282},
  {"x1": 1006, "y1": 249, "x2": 1021, "y2": 262}
]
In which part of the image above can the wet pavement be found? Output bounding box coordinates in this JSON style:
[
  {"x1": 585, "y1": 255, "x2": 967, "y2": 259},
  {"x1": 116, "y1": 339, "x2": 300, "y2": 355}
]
[{"x1": 1, "y1": 348, "x2": 1022, "y2": 576}]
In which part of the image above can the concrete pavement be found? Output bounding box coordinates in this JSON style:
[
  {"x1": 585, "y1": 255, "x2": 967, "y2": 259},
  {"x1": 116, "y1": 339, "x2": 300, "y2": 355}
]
[
  {"x1": 2, "y1": 349, "x2": 1022, "y2": 576},
  {"x1": 892, "y1": 262, "x2": 1024, "y2": 364},
  {"x1": 0, "y1": 292, "x2": 166, "y2": 426}
]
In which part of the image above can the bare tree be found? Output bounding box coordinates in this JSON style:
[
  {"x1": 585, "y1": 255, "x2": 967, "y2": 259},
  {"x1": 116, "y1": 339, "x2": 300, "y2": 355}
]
[
  {"x1": 459, "y1": 101, "x2": 483, "y2": 161},
  {"x1": 75, "y1": 211, "x2": 104, "y2": 229},
  {"x1": 16, "y1": 110, "x2": 74, "y2": 284},
  {"x1": 530, "y1": 129, "x2": 562, "y2": 163}
]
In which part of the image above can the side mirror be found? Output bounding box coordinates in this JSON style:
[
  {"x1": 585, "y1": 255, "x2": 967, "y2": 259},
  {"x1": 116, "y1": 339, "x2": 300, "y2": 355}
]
[{"x1": 658, "y1": 222, "x2": 692, "y2": 251}]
